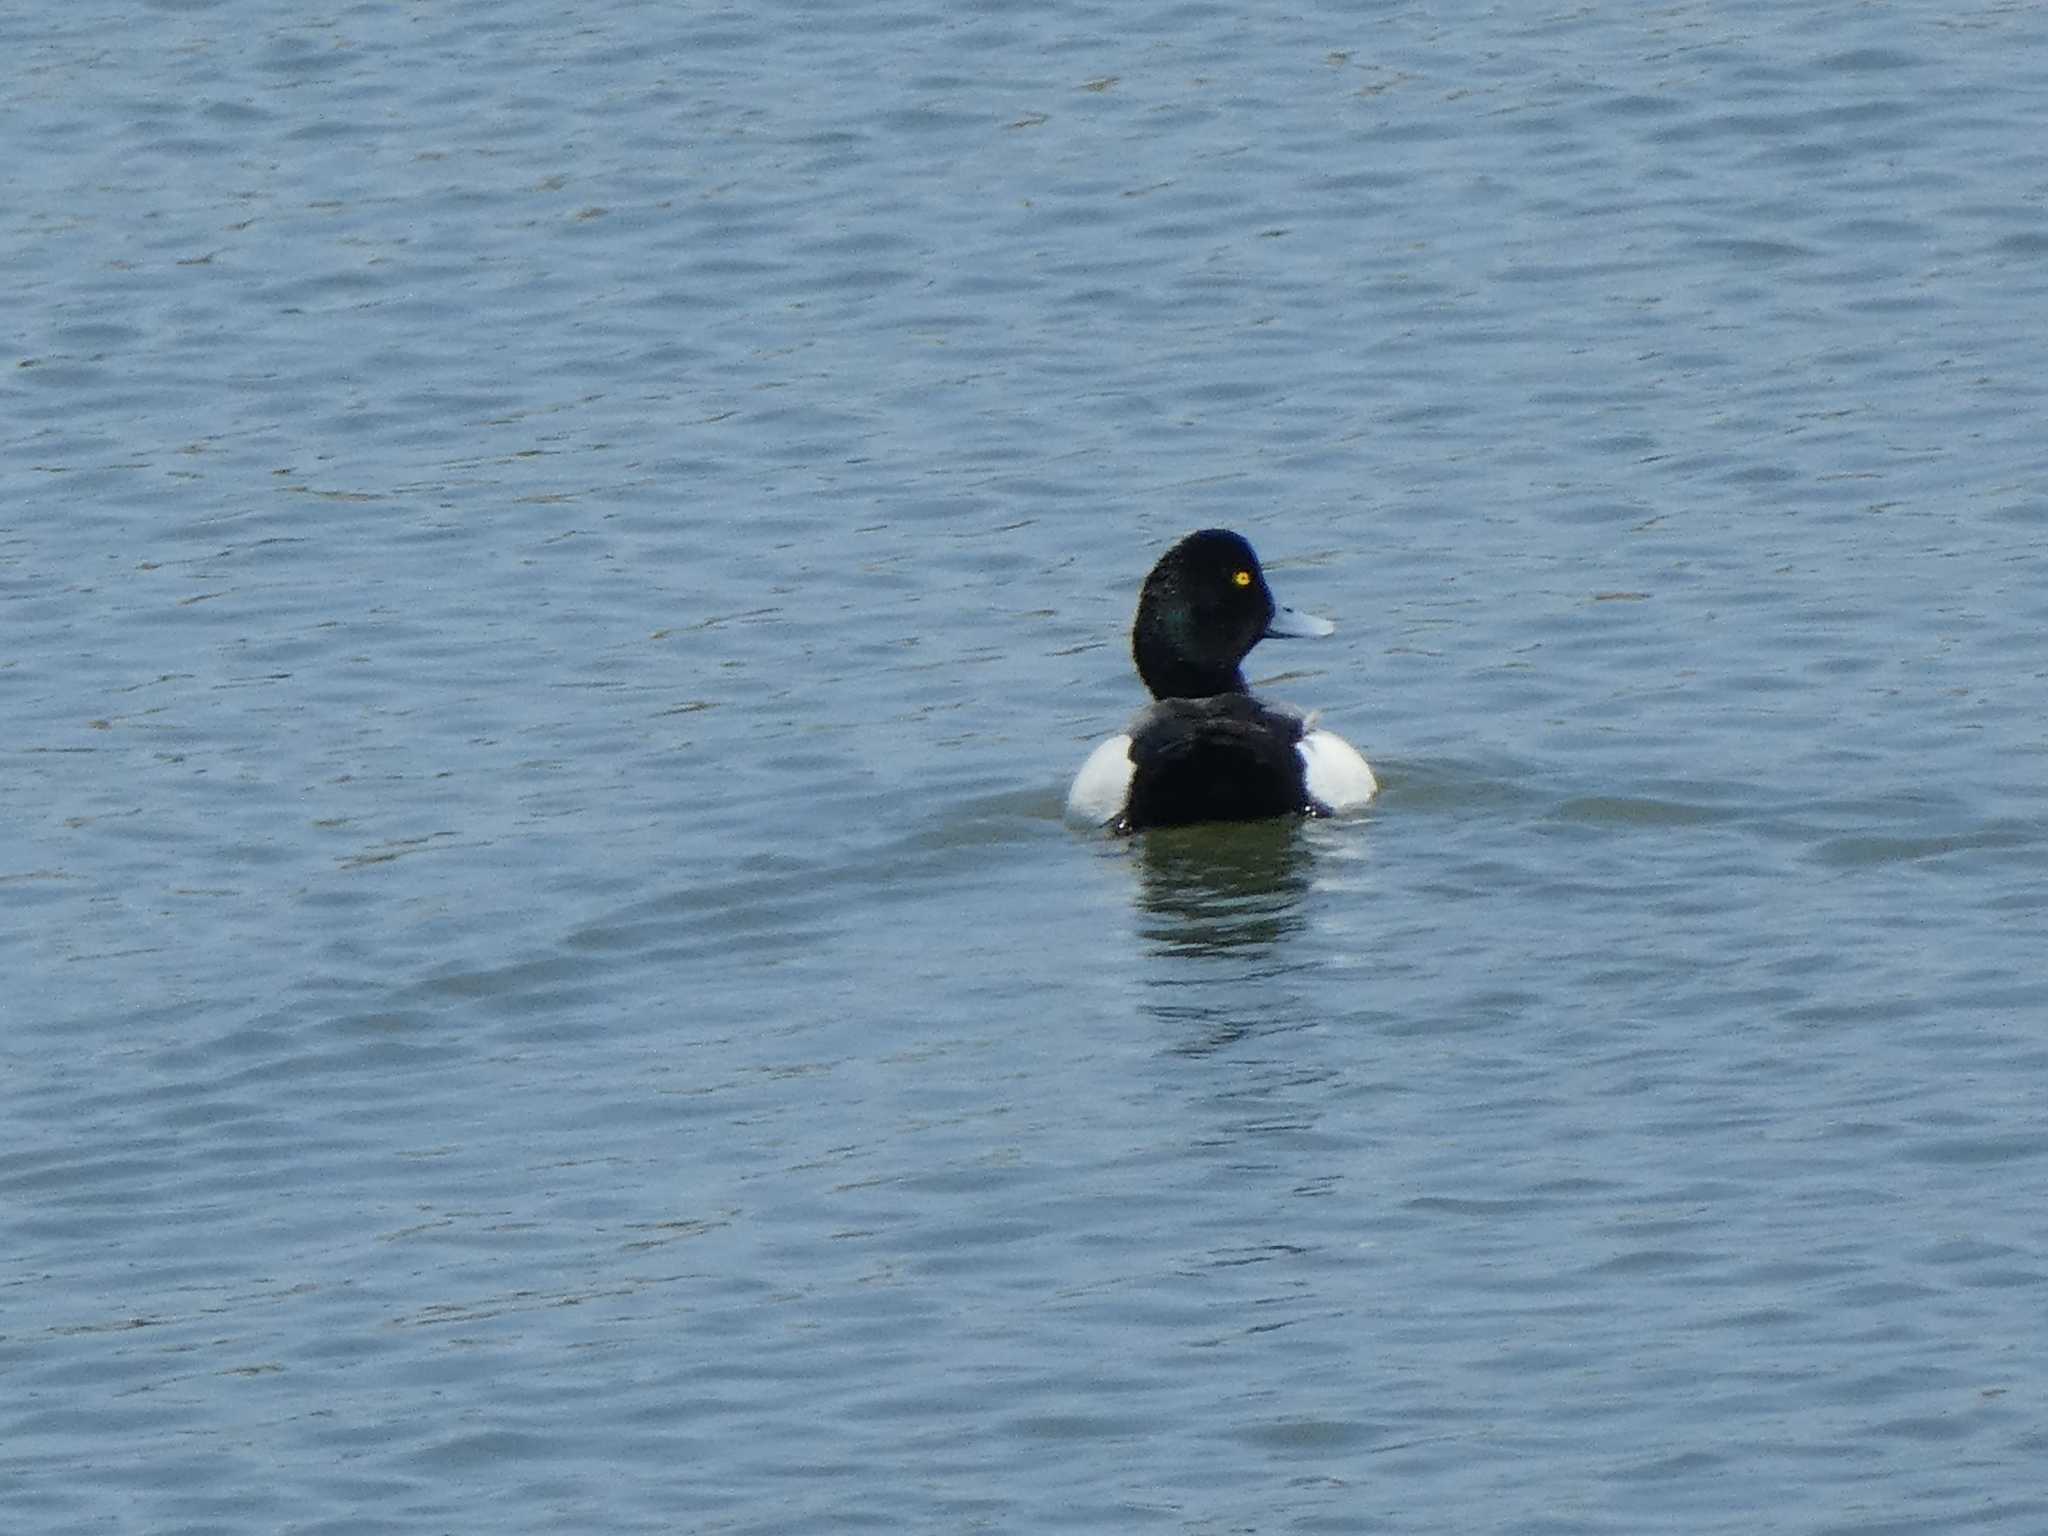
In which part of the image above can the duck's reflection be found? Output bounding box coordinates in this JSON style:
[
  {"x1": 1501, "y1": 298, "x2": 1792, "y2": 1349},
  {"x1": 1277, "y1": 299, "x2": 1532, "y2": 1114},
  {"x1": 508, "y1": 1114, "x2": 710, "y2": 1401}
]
[
  {"x1": 1133, "y1": 818, "x2": 1315, "y2": 958},
  {"x1": 1127, "y1": 820, "x2": 1320, "y2": 1055}
]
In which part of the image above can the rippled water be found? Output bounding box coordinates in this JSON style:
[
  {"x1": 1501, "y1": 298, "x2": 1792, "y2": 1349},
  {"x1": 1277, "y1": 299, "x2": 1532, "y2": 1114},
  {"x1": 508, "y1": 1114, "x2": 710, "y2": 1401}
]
[{"x1": 7, "y1": 1, "x2": 2048, "y2": 1531}]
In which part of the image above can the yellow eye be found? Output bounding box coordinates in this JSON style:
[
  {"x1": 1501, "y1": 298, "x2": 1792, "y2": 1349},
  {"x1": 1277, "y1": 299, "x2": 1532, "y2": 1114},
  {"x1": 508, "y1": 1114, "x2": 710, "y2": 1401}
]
[{"x1": 1233, "y1": 569, "x2": 1252, "y2": 587}]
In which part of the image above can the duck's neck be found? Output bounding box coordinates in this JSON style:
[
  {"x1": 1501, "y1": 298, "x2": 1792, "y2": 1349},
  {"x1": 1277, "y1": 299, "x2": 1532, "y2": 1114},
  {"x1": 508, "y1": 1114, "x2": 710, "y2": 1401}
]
[{"x1": 1134, "y1": 631, "x2": 1247, "y2": 701}]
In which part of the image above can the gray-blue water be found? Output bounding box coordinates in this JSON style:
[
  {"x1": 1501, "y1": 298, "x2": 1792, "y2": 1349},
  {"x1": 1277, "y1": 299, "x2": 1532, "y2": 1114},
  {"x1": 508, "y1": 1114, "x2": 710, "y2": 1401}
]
[{"x1": 7, "y1": 1, "x2": 2048, "y2": 1530}]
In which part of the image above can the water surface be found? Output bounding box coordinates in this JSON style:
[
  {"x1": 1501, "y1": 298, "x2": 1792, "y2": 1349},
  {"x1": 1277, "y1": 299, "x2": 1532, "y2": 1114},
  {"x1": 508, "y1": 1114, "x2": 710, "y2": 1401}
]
[{"x1": 6, "y1": 1, "x2": 2048, "y2": 1531}]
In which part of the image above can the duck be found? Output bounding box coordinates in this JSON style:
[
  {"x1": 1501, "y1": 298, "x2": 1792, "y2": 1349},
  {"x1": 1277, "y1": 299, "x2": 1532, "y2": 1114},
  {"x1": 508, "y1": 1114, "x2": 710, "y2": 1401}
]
[{"x1": 1066, "y1": 528, "x2": 1378, "y2": 833}]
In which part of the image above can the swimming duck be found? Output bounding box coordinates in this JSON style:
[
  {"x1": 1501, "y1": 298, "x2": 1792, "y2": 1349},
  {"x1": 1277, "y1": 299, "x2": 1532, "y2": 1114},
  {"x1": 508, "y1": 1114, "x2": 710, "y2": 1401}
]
[{"x1": 1066, "y1": 529, "x2": 1377, "y2": 833}]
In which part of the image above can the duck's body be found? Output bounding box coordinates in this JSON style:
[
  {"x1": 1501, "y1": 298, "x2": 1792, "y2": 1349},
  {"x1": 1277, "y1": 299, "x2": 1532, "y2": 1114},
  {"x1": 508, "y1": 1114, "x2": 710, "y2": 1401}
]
[{"x1": 1066, "y1": 529, "x2": 1377, "y2": 834}]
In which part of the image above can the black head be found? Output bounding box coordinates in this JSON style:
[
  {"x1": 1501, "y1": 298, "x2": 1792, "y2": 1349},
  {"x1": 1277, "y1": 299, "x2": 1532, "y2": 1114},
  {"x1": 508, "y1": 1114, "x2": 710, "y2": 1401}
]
[{"x1": 1130, "y1": 529, "x2": 1332, "y2": 700}]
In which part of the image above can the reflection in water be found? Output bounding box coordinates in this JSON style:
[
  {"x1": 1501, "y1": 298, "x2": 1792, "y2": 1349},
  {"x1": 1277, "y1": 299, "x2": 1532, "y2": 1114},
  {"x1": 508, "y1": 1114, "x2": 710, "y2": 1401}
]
[
  {"x1": 1134, "y1": 819, "x2": 1316, "y2": 957},
  {"x1": 1131, "y1": 820, "x2": 1322, "y2": 1055}
]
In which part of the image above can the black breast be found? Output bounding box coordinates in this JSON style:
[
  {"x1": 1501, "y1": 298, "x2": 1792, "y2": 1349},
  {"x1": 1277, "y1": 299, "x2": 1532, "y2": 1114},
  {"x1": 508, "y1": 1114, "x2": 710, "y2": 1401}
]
[{"x1": 1119, "y1": 695, "x2": 1312, "y2": 832}]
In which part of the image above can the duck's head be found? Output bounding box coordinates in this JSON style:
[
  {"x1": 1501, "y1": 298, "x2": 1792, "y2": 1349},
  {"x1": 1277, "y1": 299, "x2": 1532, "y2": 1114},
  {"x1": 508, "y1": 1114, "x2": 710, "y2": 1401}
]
[{"x1": 1131, "y1": 529, "x2": 1333, "y2": 700}]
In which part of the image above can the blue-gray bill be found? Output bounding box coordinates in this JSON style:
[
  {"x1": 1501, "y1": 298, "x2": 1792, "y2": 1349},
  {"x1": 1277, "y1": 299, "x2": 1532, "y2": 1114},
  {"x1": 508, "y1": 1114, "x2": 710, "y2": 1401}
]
[{"x1": 1265, "y1": 605, "x2": 1334, "y2": 639}]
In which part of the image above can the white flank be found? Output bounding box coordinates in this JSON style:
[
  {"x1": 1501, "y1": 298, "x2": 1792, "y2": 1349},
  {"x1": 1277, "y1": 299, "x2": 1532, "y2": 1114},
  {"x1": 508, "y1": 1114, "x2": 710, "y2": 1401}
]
[
  {"x1": 1298, "y1": 729, "x2": 1378, "y2": 812},
  {"x1": 1065, "y1": 734, "x2": 1135, "y2": 826}
]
